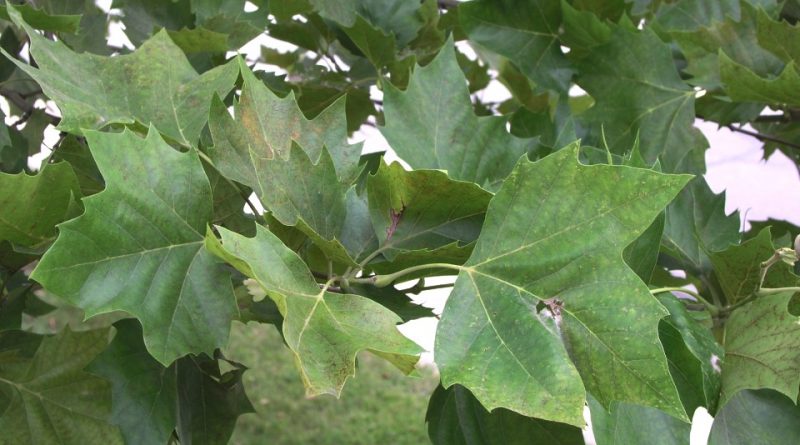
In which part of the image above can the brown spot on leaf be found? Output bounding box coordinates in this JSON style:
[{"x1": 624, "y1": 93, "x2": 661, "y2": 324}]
[{"x1": 386, "y1": 206, "x2": 405, "y2": 242}]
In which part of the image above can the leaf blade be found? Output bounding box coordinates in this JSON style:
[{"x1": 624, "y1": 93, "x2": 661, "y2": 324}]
[
  {"x1": 435, "y1": 144, "x2": 691, "y2": 424},
  {"x1": 32, "y1": 128, "x2": 237, "y2": 365}
]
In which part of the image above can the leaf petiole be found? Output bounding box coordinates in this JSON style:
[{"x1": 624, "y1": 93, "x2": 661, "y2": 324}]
[
  {"x1": 650, "y1": 286, "x2": 718, "y2": 314},
  {"x1": 348, "y1": 263, "x2": 463, "y2": 288},
  {"x1": 757, "y1": 286, "x2": 800, "y2": 296}
]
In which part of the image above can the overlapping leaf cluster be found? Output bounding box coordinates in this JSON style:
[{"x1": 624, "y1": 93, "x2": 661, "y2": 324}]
[{"x1": 1, "y1": 1, "x2": 800, "y2": 444}]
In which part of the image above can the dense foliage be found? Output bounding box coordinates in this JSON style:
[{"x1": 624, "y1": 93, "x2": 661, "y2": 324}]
[{"x1": 1, "y1": 0, "x2": 800, "y2": 443}]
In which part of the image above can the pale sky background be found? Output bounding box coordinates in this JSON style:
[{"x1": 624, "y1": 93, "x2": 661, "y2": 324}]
[{"x1": 9, "y1": 2, "x2": 800, "y2": 443}]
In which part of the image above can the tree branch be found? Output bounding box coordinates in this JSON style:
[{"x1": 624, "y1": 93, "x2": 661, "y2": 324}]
[
  {"x1": 0, "y1": 87, "x2": 60, "y2": 126},
  {"x1": 726, "y1": 124, "x2": 800, "y2": 151}
]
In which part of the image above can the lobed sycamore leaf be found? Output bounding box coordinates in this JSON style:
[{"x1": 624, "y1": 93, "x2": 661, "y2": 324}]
[
  {"x1": 720, "y1": 52, "x2": 800, "y2": 107},
  {"x1": 709, "y1": 389, "x2": 800, "y2": 445},
  {"x1": 309, "y1": 0, "x2": 428, "y2": 48},
  {"x1": 343, "y1": 14, "x2": 397, "y2": 68},
  {"x1": 208, "y1": 60, "x2": 361, "y2": 266},
  {"x1": 426, "y1": 384, "x2": 584, "y2": 445},
  {"x1": 209, "y1": 59, "x2": 361, "y2": 181},
  {"x1": 88, "y1": 319, "x2": 254, "y2": 445},
  {"x1": 206, "y1": 225, "x2": 422, "y2": 397},
  {"x1": 663, "y1": 175, "x2": 740, "y2": 275},
  {"x1": 710, "y1": 227, "x2": 799, "y2": 305},
  {"x1": 380, "y1": 38, "x2": 538, "y2": 191},
  {"x1": 0, "y1": 4, "x2": 81, "y2": 33},
  {"x1": 574, "y1": 26, "x2": 702, "y2": 172},
  {"x1": 650, "y1": 0, "x2": 744, "y2": 32},
  {"x1": 49, "y1": 136, "x2": 104, "y2": 196},
  {"x1": 0, "y1": 162, "x2": 81, "y2": 248},
  {"x1": 587, "y1": 395, "x2": 690, "y2": 445},
  {"x1": 460, "y1": 0, "x2": 573, "y2": 93},
  {"x1": 112, "y1": 0, "x2": 269, "y2": 49},
  {"x1": 657, "y1": 293, "x2": 724, "y2": 414},
  {"x1": 31, "y1": 128, "x2": 237, "y2": 365},
  {"x1": 88, "y1": 319, "x2": 177, "y2": 445},
  {"x1": 0, "y1": 328, "x2": 123, "y2": 444},
  {"x1": 435, "y1": 143, "x2": 690, "y2": 425},
  {"x1": 719, "y1": 293, "x2": 800, "y2": 407},
  {"x1": 671, "y1": 2, "x2": 783, "y2": 90},
  {"x1": 174, "y1": 351, "x2": 255, "y2": 445},
  {"x1": 755, "y1": 6, "x2": 800, "y2": 64},
  {"x1": 366, "y1": 161, "x2": 492, "y2": 265},
  {"x1": 1, "y1": 5, "x2": 239, "y2": 146},
  {"x1": 337, "y1": 189, "x2": 379, "y2": 264}
]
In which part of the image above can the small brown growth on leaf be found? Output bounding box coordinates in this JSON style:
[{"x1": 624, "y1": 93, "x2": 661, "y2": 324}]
[{"x1": 386, "y1": 206, "x2": 404, "y2": 242}]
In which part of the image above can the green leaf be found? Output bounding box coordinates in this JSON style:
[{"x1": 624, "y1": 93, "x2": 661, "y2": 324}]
[
  {"x1": 0, "y1": 279, "x2": 32, "y2": 331},
  {"x1": 110, "y1": 0, "x2": 193, "y2": 44},
  {"x1": 311, "y1": 0, "x2": 428, "y2": 47},
  {"x1": 87, "y1": 319, "x2": 177, "y2": 445},
  {"x1": 719, "y1": 293, "x2": 800, "y2": 406},
  {"x1": 210, "y1": 105, "x2": 355, "y2": 266},
  {"x1": 657, "y1": 293, "x2": 724, "y2": 413},
  {"x1": 381, "y1": 38, "x2": 537, "y2": 190},
  {"x1": 720, "y1": 52, "x2": 800, "y2": 107},
  {"x1": 426, "y1": 384, "x2": 585, "y2": 445},
  {"x1": 309, "y1": 0, "x2": 358, "y2": 27},
  {"x1": 336, "y1": 188, "x2": 378, "y2": 263},
  {"x1": 88, "y1": 319, "x2": 254, "y2": 445},
  {"x1": 175, "y1": 353, "x2": 255, "y2": 445},
  {"x1": 0, "y1": 328, "x2": 123, "y2": 444},
  {"x1": 671, "y1": 2, "x2": 783, "y2": 90},
  {"x1": 206, "y1": 225, "x2": 421, "y2": 396},
  {"x1": 50, "y1": 1, "x2": 111, "y2": 55},
  {"x1": 588, "y1": 395, "x2": 691, "y2": 445},
  {"x1": 651, "y1": 0, "x2": 744, "y2": 32},
  {"x1": 0, "y1": 162, "x2": 81, "y2": 248},
  {"x1": 624, "y1": 213, "x2": 666, "y2": 282},
  {"x1": 50, "y1": 136, "x2": 104, "y2": 196},
  {"x1": 167, "y1": 26, "x2": 230, "y2": 53},
  {"x1": 460, "y1": 0, "x2": 572, "y2": 93},
  {"x1": 456, "y1": 49, "x2": 492, "y2": 94},
  {"x1": 509, "y1": 102, "x2": 577, "y2": 153},
  {"x1": 0, "y1": 4, "x2": 81, "y2": 33},
  {"x1": 711, "y1": 227, "x2": 798, "y2": 305},
  {"x1": 435, "y1": 143, "x2": 690, "y2": 425},
  {"x1": 31, "y1": 128, "x2": 237, "y2": 365},
  {"x1": 208, "y1": 62, "x2": 362, "y2": 266},
  {"x1": 204, "y1": 165, "x2": 256, "y2": 237},
  {"x1": 19, "y1": 109, "x2": 53, "y2": 161},
  {"x1": 270, "y1": 0, "x2": 312, "y2": 21},
  {"x1": 709, "y1": 389, "x2": 800, "y2": 445},
  {"x1": 663, "y1": 175, "x2": 740, "y2": 275},
  {"x1": 694, "y1": 93, "x2": 765, "y2": 126},
  {"x1": 366, "y1": 161, "x2": 492, "y2": 263},
  {"x1": 1, "y1": 6, "x2": 239, "y2": 145},
  {"x1": 574, "y1": 26, "x2": 701, "y2": 171},
  {"x1": 0, "y1": 120, "x2": 27, "y2": 175},
  {"x1": 659, "y1": 321, "x2": 709, "y2": 416},
  {"x1": 209, "y1": 59, "x2": 360, "y2": 181},
  {"x1": 112, "y1": 0, "x2": 268, "y2": 49},
  {"x1": 755, "y1": 7, "x2": 800, "y2": 64},
  {"x1": 559, "y1": 0, "x2": 612, "y2": 57},
  {"x1": 343, "y1": 15, "x2": 397, "y2": 68},
  {"x1": 268, "y1": 16, "x2": 333, "y2": 52}
]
